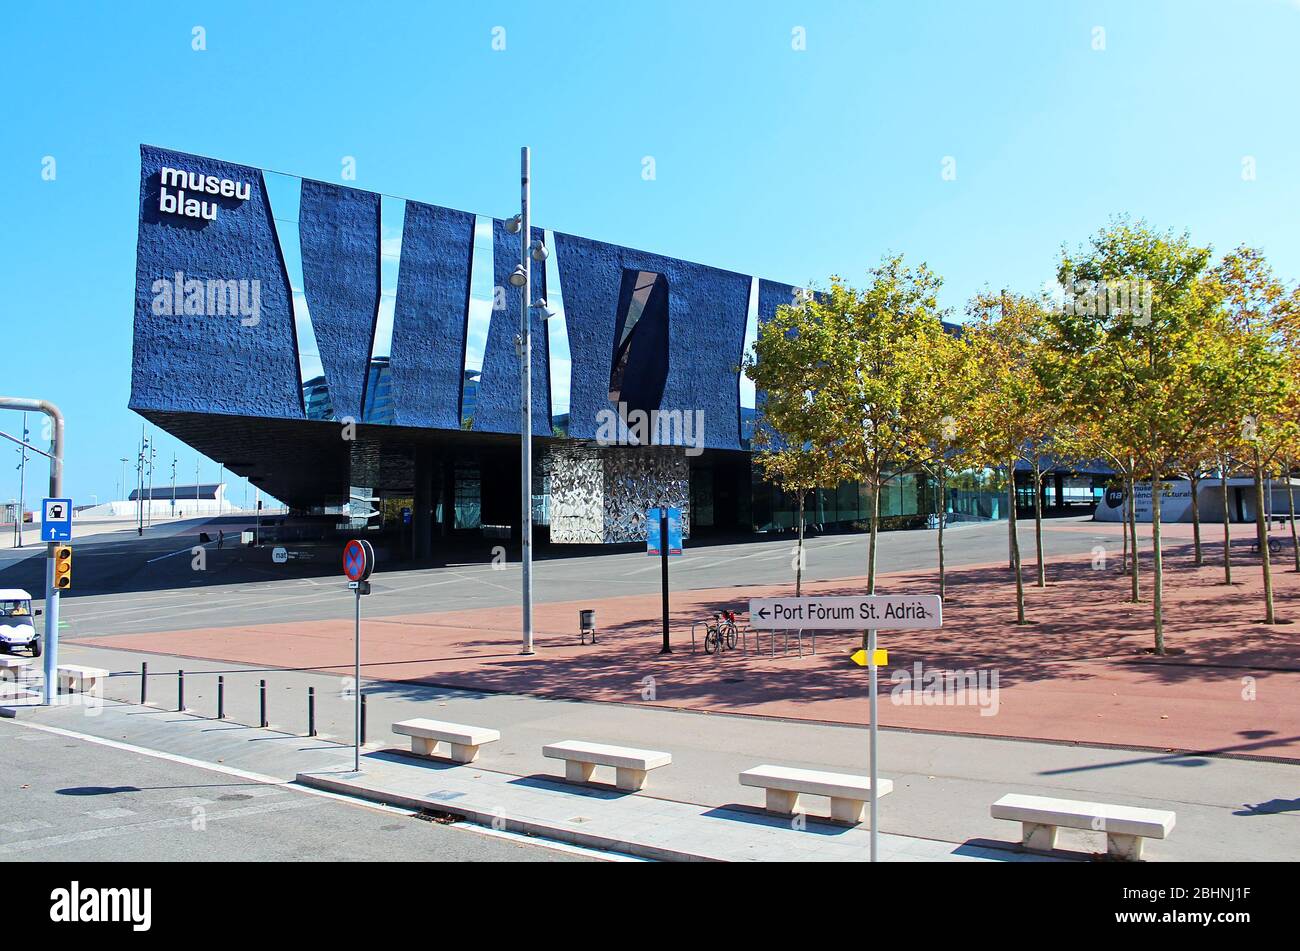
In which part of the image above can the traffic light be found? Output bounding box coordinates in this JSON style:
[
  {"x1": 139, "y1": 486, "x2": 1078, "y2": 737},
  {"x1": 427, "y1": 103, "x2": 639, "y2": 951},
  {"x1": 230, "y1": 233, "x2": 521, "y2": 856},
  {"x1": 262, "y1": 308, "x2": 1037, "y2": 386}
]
[{"x1": 53, "y1": 545, "x2": 72, "y2": 590}]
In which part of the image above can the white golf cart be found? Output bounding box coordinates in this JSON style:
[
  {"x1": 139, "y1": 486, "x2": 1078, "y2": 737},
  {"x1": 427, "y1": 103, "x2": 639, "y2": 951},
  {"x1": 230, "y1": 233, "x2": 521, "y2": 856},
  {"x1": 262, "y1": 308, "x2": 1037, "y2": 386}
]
[{"x1": 0, "y1": 589, "x2": 42, "y2": 657}]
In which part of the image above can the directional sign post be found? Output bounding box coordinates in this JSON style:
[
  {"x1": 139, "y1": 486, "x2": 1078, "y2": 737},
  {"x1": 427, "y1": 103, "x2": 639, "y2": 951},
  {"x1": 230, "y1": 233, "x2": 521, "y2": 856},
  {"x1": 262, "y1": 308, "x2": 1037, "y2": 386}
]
[
  {"x1": 749, "y1": 594, "x2": 942, "y2": 863},
  {"x1": 647, "y1": 507, "x2": 683, "y2": 654},
  {"x1": 343, "y1": 539, "x2": 374, "y2": 772},
  {"x1": 748, "y1": 595, "x2": 942, "y2": 630}
]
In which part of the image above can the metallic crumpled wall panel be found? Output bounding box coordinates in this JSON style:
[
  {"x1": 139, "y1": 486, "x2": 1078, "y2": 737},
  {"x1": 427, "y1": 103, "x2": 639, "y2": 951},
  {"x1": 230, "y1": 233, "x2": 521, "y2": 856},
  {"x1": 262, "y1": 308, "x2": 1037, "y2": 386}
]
[{"x1": 548, "y1": 445, "x2": 690, "y2": 545}]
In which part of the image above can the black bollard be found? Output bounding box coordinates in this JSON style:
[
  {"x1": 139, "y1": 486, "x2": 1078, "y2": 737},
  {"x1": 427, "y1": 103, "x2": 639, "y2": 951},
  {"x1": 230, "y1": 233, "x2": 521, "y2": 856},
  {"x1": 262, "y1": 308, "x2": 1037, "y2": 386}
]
[
  {"x1": 308, "y1": 686, "x2": 317, "y2": 737},
  {"x1": 178, "y1": 669, "x2": 185, "y2": 712},
  {"x1": 360, "y1": 692, "x2": 367, "y2": 745},
  {"x1": 140, "y1": 662, "x2": 148, "y2": 704},
  {"x1": 259, "y1": 679, "x2": 268, "y2": 728},
  {"x1": 217, "y1": 675, "x2": 225, "y2": 720}
]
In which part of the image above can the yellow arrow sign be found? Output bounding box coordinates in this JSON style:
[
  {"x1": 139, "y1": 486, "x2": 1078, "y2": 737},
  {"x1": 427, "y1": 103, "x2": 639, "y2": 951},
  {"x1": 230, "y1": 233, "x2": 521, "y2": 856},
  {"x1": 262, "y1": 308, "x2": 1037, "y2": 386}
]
[{"x1": 850, "y1": 649, "x2": 888, "y2": 667}]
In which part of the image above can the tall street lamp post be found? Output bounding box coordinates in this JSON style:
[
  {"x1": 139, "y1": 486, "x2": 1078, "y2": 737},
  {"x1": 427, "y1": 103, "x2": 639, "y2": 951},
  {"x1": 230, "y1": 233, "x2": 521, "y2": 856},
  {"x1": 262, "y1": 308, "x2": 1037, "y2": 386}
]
[{"x1": 504, "y1": 146, "x2": 554, "y2": 656}]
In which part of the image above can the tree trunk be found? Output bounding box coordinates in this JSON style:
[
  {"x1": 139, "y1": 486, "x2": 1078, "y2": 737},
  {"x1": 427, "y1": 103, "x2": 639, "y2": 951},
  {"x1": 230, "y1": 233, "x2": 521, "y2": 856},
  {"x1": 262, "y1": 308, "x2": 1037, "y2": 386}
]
[
  {"x1": 1127, "y1": 472, "x2": 1140, "y2": 602},
  {"x1": 1189, "y1": 471, "x2": 1202, "y2": 566},
  {"x1": 937, "y1": 467, "x2": 947, "y2": 601},
  {"x1": 1033, "y1": 460, "x2": 1045, "y2": 587},
  {"x1": 864, "y1": 476, "x2": 881, "y2": 649},
  {"x1": 1287, "y1": 461, "x2": 1299, "y2": 573},
  {"x1": 1009, "y1": 460, "x2": 1025, "y2": 624},
  {"x1": 1120, "y1": 479, "x2": 1129, "y2": 574},
  {"x1": 1221, "y1": 458, "x2": 1233, "y2": 585},
  {"x1": 1007, "y1": 469, "x2": 1015, "y2": 570},
  {"x1": 796, "y1": 491, "x2": 805, "y2": 597},
  {"x1": 1151, "y1": 464, "x2": 1165, "y2": 655},
  {"x1": 1255, "y1": 455, "x2": 1275, "y2": 624}
]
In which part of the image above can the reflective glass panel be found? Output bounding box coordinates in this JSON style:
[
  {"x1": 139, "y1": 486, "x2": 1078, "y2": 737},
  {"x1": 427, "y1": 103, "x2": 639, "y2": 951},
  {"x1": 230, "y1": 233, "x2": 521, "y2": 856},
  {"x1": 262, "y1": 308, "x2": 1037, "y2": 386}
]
[
  {"x1": 264, "y1": 171, "x2": 332, "y2": 420},
  {"x1": 543, "y1": 229, "x2": 571, "y2": 435},
  {"x1": 362, "y1": 195, "x2": 405, "y2": 424},
  {"x1": 740, "y1": 276, "x2": 759, "y2": 448},
  {"x1": 462, "y1": 215, "x2": 495, "y2": 429}
]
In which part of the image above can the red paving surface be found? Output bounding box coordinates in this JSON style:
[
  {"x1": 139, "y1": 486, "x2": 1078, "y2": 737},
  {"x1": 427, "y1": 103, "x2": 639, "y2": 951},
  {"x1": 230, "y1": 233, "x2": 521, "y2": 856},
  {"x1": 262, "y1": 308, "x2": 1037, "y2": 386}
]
[{"x1": 77, "y1": 523, "x2": 1300, "y2": 760}]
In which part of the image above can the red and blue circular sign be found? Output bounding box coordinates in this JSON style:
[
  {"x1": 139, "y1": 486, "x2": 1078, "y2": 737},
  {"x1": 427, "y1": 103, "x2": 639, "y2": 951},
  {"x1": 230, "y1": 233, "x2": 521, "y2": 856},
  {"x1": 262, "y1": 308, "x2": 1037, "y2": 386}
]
[{"x1": 343, "y1": 539, "x2": 375, "y2": 582}]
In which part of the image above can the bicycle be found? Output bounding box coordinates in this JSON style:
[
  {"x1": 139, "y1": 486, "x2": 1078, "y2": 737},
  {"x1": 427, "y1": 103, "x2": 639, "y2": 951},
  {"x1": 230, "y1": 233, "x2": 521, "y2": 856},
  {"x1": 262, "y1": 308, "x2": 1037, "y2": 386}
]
[
  {"x1": 703, "y1": 611, "x2": 739, "y2": 655},
  {"x1": 1251, "y1": 536, "x2": 1283, "y2": 555}
]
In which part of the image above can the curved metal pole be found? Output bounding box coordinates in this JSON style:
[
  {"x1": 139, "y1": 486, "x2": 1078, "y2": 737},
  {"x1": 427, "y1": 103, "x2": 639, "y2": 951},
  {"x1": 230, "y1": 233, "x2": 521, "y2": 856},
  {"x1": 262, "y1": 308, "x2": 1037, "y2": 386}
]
[{"x1": 0, "y1": 397, "x2": 64, "y2": 705}]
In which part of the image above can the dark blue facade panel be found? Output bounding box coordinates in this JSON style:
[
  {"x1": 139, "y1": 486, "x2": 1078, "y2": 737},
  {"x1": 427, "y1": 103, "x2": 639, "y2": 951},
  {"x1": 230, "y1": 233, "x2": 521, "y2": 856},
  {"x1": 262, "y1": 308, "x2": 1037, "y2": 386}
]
[
  {"x1": 758, "y1": 280, "x2": 798, "y2": 326},
  {"x1": 131, "y1": 146, "x2": 303, "y2": 419},
  {"x1": 299, "y1": 181, "x2": 379, "y2": 423},
  {"x1": 133, "y1": 146, "x2": 786, "y2": 454},
  {"x1": 388, "y1": 201, "x2": 474, "y2": 429},
  {"x1": 555, "y1": 232, "x2": 749, "y2": 450},
  {"x1": 552, "y1": 233, "x2": 620, "y2": 441},
  {"x1": 755, "y1": 280, "x2": 801, "y2": 450},
  {"x1": 474, "y1": 221, "x2": 551, "y2": 435}
]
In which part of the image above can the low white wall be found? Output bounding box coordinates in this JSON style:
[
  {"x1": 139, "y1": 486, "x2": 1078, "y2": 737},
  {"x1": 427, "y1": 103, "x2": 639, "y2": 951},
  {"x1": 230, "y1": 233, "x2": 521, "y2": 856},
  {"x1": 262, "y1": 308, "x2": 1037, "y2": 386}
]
[{"x1": 1095, "y1": 478, "x2": 1299, "y2": 524}]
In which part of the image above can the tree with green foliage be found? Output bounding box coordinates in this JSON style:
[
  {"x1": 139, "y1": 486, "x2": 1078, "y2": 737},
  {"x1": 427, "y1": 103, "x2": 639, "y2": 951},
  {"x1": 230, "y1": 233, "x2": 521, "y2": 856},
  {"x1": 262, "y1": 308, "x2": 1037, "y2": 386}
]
[
  {"x1": 761, "y1": 258, "x2": 947, "y2": 646},
  {"x1": 1049, "y1": 218, "x2": 1226, "y2": 654},
  {"x1": 746, "y1": 289, "x2": 839, "y2": 597},
  {"x1": 900, "y1": 324, "x2": 972, "y2": 601},
  {"x1": 963, "y1": 291, "x2": 1064, "y2": 623},
  {"x1": 1209, "y1": 247, "x2": 1300, "y2": 623}
]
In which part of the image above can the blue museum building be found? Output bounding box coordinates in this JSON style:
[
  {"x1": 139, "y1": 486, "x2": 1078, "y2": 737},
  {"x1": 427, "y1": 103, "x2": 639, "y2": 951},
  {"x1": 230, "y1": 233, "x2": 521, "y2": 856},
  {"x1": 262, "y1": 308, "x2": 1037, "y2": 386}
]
[{"x1": 131, "y1": 146, "x2": 1096, "y2": 554}]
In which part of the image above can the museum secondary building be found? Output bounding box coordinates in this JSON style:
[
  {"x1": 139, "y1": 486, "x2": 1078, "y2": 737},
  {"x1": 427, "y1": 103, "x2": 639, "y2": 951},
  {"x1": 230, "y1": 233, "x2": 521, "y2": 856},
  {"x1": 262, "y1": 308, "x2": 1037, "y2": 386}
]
[{"x1": 130, "y1": 145, "x2": 1104, "y2": 555}]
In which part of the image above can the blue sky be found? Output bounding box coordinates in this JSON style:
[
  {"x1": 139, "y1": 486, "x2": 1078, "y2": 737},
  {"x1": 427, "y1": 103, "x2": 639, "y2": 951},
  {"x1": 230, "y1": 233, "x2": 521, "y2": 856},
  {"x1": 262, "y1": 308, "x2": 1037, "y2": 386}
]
[{"x1": 2, "y1": 0, "x2": 1298, "y2": 508}]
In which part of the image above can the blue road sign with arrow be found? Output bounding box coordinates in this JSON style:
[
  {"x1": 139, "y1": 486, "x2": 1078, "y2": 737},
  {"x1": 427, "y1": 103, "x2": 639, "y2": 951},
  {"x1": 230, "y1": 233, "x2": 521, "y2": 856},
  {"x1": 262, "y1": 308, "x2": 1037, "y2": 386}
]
[{"x1": 41, "y1": 498, "x2": 72, "y2": 542}]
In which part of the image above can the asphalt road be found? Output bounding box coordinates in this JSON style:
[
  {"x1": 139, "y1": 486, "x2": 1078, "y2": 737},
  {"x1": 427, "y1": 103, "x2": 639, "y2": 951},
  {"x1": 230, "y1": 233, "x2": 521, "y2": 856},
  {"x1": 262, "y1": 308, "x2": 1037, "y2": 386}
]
[
  {"x1": 0, "y1": 717, "x2": 591, "y2": 862},
  {"x1": 4, "y1": 516, "x2": 1127, "y2": 639}
]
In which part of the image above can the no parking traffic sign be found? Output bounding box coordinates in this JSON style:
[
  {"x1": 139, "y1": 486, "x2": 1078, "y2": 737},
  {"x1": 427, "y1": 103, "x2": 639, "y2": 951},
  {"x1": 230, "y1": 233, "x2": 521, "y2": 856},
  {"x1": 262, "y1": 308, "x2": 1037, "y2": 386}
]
[
  {"x1": 343, "y1": 539, "x2": 374, "y2": 582},
  {"x1": 342, "y1": 538, "x2": 375, "y2": 772}
]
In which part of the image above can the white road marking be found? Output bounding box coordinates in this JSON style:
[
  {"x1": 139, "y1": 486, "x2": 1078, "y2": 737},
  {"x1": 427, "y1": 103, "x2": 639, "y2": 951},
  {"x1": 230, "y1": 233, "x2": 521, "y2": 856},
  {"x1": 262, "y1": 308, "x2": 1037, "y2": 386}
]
[
  {"x1": 146, "y1": 539, "x2": 223, "y2": 565},
  {"x1": 1, "y1": 717, "x2": 629, "y2": 861},
  {"x1": 0, "y1": 819, "x2": 52, "y2": 834},
  {"x1": 0, "y1": 799, "x2": 317, "y2": 854},
  {"x1": 86, "y1": 807, "x2": 136, "y2": 820},
  {"x1": 166, "y1": 796, "x2": 213, "y2": 808}
]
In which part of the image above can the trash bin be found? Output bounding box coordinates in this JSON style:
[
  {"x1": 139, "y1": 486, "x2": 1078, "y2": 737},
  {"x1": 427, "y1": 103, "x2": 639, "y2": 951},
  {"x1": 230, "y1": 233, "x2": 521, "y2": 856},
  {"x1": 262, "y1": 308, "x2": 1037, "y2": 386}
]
[{"x1": 579, "y1": 609, "x2": 596, "y2": 645}]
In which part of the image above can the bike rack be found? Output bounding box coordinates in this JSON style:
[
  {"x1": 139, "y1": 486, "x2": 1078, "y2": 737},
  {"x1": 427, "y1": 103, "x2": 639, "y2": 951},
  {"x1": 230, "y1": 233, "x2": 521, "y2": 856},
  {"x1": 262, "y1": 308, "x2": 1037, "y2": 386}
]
[
  {"x1": 740, "y1": 625, "x2": 815, "y2": 657},
  {"x1": 692, "y1": 617, "x2": 818, "y2": 659}
]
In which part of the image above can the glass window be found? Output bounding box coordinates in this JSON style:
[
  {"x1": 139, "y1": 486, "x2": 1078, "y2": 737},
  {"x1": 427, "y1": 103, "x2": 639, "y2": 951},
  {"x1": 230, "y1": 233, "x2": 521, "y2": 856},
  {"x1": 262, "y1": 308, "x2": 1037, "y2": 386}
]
[
  {"x1": 363, "y1": 195, "x2": 405, "y2": 424},
  {"x1": 454, "y1": 463, "x2": 481, "y2": 530},
  {"x1": 739, "y1": 276, "x2": 759, "y2": 448},
  {"x1": 462, "y1": 216, "x2": 495, "y2": 429},
  {"x1": 543, "y1": 229, "x2": 572, "y2": 436},
  {"x1": 264, "y1": 171, "x2": 332, "y2": 420},
  {"x1": 608, "y1": 270, "x2": 669, "y2": 431}
]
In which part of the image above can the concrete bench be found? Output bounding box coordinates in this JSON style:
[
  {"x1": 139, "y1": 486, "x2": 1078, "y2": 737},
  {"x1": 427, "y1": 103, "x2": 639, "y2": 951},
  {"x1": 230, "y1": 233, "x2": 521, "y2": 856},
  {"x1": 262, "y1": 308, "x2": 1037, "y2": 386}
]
[
  {"x1": 741, "y1": 764, "x2": 893, "y2": 824},
  {"x1": 0, "y1": 680, "x2": 39, "y2": 701},
  {"x1": 0, "y1": 657, "x2": 31, "y2": 680},
  {"x1": 991, "y1": 793, "x2": 1176, "y2": 861},
  {"x1": 543, "y1": 740, "x2": 671, "y2": 791},
  {"x1": 56, "y1": 665, "x2": 107, "y2": 696},
  {"x1": 392, "y1": 719, "x2": 500, "y2": 764},
  {"x1": 57, "y1": 664, "x2": 108, "y2": 694}
]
